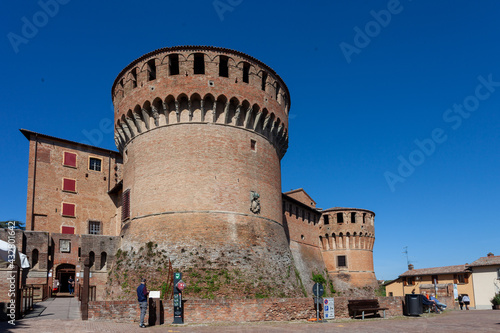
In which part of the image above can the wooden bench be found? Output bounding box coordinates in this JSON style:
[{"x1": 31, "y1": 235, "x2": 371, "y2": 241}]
[{"x1": 348, "y1": 299, "x2": 388, "y2": 319}]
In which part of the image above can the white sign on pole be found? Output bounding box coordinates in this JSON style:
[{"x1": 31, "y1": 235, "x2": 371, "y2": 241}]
[
  {"x1": 149, "y1": 291, "x2": 161, "y2": 299},
  {"x1": 324, "y1": 298, "x2": 335, "y2": 319}
]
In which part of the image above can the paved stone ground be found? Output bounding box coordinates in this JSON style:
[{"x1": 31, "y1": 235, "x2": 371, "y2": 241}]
[{"x1": 1, "y1": 299, "x2": 499, "y2": 332}]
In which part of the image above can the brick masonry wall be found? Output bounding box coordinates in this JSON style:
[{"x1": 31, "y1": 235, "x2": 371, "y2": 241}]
[
  {"x1": 88, "y1": 296, "x2": 405, "y2": 323},
  {"x1": 24, "y1": 134, "x2": 122, "y2": 236}
]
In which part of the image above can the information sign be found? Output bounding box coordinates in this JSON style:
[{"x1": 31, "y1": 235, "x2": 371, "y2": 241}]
[{"x1": 323, "y1": 298, "x2": 335, "y2": 319}]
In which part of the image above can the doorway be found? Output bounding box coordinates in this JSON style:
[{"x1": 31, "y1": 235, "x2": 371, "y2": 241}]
[{"x1": 55, "y1": 263, "x2": 76, "y2": 295}]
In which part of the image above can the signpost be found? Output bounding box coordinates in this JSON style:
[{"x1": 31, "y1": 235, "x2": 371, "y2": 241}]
[
  {"x1": 172, "y1": 272, "x2": 184, "y2": 324},
  {"x1": 312, "y1": 283, "x2": 324, "y2": 322},
  {"x1": 323, "y1": 298, "x2": 335, "y2": 319}
]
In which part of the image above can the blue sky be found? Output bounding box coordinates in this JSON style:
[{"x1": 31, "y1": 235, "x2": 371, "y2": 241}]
[{"x1": 1, "y1": 0, "x2": 499, "y2": 280}]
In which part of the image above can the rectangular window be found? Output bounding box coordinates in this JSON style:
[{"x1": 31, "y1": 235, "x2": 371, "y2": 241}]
[
  {"x1": 407, "y1": 277, "x2": 415, "y2": 285},
  {"x1": 169, "y1": 54, "x2": 179, "y2": 75},
  {"x1": 457, "y1": 274, "x2": 465, "y2": 284},
  {"x1": 89, "y1": 157, "x2": 102, "y2": 172},
  {"x1": 497, "y1": 268, "x2": 500, "y2": 279},
  {"x1": 351, "y1": 212, "x2": 356, "y2": 223},
  {"x1": 275, "y1": 84, "x2": 280, "y2": 101},
  {"x1": 324, "y1": 215, "x2": 329, "y2": 225},
  {"x1": 219, "y1": 56, "x2": 229, "y2": 77},
  {"x1": 389, "y1": 292, "x2": 393, "y2": 297},
  {"x1": 193, "y1": 53, "x2": 205, "y2": 74},
  {"x1": 61, "y1": 226, "x2": 74, "y2": 234},
  {"x1": 243, "y1": 62, "x2": 250, "y2": 83},
  {"x1": 62, "y1": 203, "x2": 76, "y2": 217},
  {"x1": 63, "y1": 152, "x2": 77, "y2": 168},
  {"x1": 147, "y1": 59, "x2": 156, "y2": 81},
  {"x1": 261, "y1": 72, "x2": 267, "y2": 91},
  {"x1": 337, "y1": 213, "x2": 344, "y2": 223},
  {"x1": 337, "y1": 255, "x2": 347, "y2": 267},
  {"x1": 122, "y1": 189, "x2": 130, "y2": 221},
  {"x1": 250, "y1": 139, "x2": 256, "y2": 151},
  {"x1": 62, "y1": 178, "x2": 76, "y2": 192},
  {"x1": 88, "y1": 221, "x2": 101, "y2": 235}
]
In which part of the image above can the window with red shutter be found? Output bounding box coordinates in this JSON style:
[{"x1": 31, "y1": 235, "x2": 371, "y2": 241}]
[
  {"x1": 62, "y1": 203, "x2": 76, "y2": 217},
  {"x1": 61, "y1": 226, "x2": 75, "y2": 235},
  {"x1": 62, "y1": 178, "x2": 76, "y2": 192},
  {"x1": 63, "y1": 152, "x2": 77, "y2": 167},
  {"x1": 122, "y1": 189, "x2": 130, "y2": 221}
]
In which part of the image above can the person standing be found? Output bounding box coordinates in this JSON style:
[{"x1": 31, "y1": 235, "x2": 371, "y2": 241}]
[
  {"x1": 462, "y1": 294, "x2": 471, "y2": 310},
  {"x1": 458, "y1": 294, "x2": 464, "y2": 310},
  {"x1": 137, "y1": 278, "x2": 149, "y2": 328},
  {"x1": 68, "y1": 276, "x2": 75, "y2": 295}
]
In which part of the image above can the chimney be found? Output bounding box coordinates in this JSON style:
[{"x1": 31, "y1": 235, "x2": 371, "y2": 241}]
[
  {"x1": 408, "y1": 264, "x2": 414, "y2": 270},
  {"x1": 487, "y1": 252, "x2": 494, "y2": 257}
]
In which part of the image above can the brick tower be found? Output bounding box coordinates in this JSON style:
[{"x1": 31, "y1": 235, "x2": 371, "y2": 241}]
[
  {"x1": 319, "y1": 208, "x2": 378, "y2": 289},
  {"x1": 111, "y1": 46, "x2": 299, "y2": 297}
]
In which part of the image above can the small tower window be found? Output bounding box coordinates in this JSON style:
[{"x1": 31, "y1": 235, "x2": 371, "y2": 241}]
[
  {"x1": 243, "y1": 63, "x2": 250, "y2": 83},
  {"x1": 131, "y1": 68, "x2": 137, "y2": 88},
  {"x1": 351, "y1": 212, "x2": 356, "y2": 223},
  {"x1": 275, "y1": 84, "x2": 280, "y2": 101},
  {"x1": 261, "y1": 72, "x2": 267, "y2": 91},
  {"x1": 324, "y1": 215, "x2": 329, "y2": 225},
  {"x1": 169, "y1": 54, "x2": 179, "y2": 75},
  {"x1": 363, "y1": 213, "x2": 366, "y2": 224},
  {"x1": 147, "y1": 59, "x2": 156, "y2": 81},
  {"x1": 219, "y1": 56, "x2": 229, "y2": 77},
  {"x1": 337, "y1": 213, "x2": 344, "y2": 223},
  {"x1": 250, "y1": 139, "x2": 256, "y2": 151},
  {"x1": 193, "y1": 53, "x2": 205, "y2": 74}
]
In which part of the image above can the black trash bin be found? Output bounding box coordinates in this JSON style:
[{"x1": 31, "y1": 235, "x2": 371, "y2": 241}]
[{"x1": 405, "y1": 294, "x2": 423, "y2": 316}]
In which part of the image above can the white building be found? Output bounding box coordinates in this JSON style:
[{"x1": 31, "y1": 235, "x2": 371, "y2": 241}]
[{"x1": 469, "y1": 253, "x2": 500, "y2": 310}]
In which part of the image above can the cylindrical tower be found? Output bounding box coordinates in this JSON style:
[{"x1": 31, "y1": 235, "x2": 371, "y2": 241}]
[
  {"x1": 111, "y1": 46, "x2": 299, "y2": 297},
  {"x1": 319, "y1": 208, "x2": 377, "y2": 289}
]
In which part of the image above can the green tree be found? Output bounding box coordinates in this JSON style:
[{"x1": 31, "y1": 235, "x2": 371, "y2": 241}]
[{"x1": 0, "y1": 220, "x2": 26, "y2": 230}]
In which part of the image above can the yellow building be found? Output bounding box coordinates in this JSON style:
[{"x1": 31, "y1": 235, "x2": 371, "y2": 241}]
[{"x1": 385, "y1": 264, "x2": 475, "y2": 308}]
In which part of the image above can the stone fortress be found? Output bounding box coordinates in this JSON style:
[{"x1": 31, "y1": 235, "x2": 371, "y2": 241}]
[{"x1": 2, "y1": 46, "x2": 378, "y2": 302}]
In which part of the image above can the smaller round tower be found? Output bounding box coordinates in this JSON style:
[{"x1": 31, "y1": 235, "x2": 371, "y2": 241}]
[{"x1": 319, "y1": 208, "x2": 377, "y2": 289}]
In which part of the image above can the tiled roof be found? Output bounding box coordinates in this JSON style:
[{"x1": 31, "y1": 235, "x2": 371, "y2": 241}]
[
  {"x1": 468, "y1": 255, "x2": 500, "y2": 267},
  {"x1": 400, "y1": 264, "x2": 467, "y2": 277},
  {"x1": 20, "y1": 129, "x2": 121, "y2": 155}
]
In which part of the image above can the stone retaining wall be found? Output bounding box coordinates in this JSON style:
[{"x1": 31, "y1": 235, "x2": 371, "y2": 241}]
[{"x1": 88, "y1": 296, "x2": 405, "y2": 323}]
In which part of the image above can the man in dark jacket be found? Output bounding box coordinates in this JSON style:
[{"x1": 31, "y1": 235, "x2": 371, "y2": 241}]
[{"x1": 137, "y1": 278, "x2": 149, "y2": 328}]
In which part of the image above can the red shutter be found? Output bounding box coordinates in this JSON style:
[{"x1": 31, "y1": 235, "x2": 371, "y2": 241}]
[
  {"x1": 62, "y1": 203, "x2": 75, "y2": 217},
  {"x1": 63, "y1": 178, "x2": 76, "y2": 192},
  {"x1": 63, "y1": 152, "x2": 77, "y2": 167},
  {"x1": 61, "y1": 226, "x2": 75, "y2": 234},
  {"x1": 122, "y1": 190, "x2": 130, "y2": 221}
]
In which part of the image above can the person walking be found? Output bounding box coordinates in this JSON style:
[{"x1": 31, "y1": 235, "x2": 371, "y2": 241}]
[
  {"x1": 458, "y1": 294, "x2": 464, "y2": 310},
  {"x1": 462, "y1": 294, "x2": 471, "y2": 310},
  {"x1": 137, "y1": 278, "x2": 149, "y2": 328}
]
